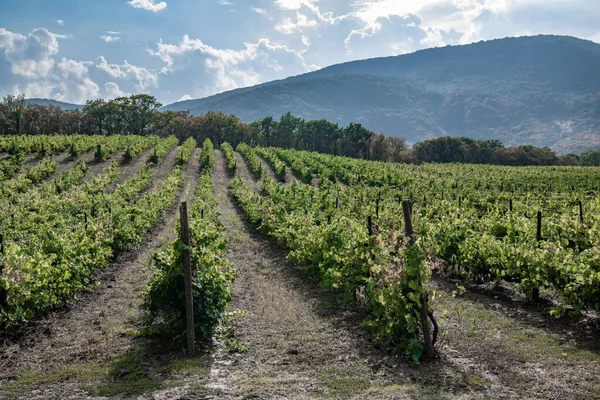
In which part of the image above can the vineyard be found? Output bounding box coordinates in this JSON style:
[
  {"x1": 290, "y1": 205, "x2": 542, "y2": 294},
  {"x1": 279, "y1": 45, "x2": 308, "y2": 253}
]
[{"x1": 0, "y1": 136, "x2": 599, "y2": 399}]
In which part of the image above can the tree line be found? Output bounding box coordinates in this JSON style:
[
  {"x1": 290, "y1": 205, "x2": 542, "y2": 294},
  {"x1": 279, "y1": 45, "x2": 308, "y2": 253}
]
[
  {"x1": 413, "y1": 136, "x2": 600, "y2": 166},
  {"x1": 1, "y1": 94, "x2": 599, "y2": 166}
]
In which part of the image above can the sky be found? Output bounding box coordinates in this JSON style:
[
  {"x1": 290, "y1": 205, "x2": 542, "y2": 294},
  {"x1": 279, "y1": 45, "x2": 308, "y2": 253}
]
[{"x1": 0, "y1": 0, "x2": 599, "y2": 105}]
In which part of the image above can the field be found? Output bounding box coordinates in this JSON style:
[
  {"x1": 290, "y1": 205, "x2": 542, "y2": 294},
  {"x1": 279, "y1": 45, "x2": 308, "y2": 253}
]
[{"x1": 0, "y1": 135, "x2": 599, "y2": 399}]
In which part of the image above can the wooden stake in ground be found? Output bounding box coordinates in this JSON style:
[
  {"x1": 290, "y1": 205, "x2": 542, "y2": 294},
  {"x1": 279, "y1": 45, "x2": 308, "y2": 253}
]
[
  {"x1": 402, "y1": 200, "x2": 434, "y2": 359},
  {"x1": 179, "y1": 202, "x2": 195, "y2": 356}
]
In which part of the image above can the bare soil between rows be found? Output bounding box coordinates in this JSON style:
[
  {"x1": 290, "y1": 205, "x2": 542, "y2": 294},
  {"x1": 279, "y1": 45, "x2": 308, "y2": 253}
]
[
  {"x1": 0, "y1": 147, "x2": 202, "y2": 399},
  {"x1": 1, "y1": 148, "x2": 599, "y2": 400}
]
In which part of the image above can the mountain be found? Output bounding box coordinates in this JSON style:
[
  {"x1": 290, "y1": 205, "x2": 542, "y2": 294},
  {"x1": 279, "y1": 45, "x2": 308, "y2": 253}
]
[
  {"x1": 164, "y1": 35, "x2": 600, "y2": 154},
  {"x1": 26, "y1": 98, "x2": 82, "y2": 110}
]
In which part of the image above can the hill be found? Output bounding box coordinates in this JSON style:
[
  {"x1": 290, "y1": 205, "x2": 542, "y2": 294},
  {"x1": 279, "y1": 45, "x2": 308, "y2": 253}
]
[
  {"x1": 26, "y1": 98, "x2": 82, "y2": 110},
  {"x1": 164, "y1": 35, "x2": 600, "y2": 154}
]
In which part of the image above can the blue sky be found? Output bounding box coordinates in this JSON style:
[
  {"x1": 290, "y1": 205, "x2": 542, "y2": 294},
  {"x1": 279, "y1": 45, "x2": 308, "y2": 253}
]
[{"x1": 1, "y1": 0, "x2": 599, "y2": 105}]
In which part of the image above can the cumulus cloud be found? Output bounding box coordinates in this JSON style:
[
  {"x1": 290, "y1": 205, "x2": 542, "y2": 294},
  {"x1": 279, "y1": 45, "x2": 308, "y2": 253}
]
[
  {"x1": 128, "y1": 0, "x2": 167, "y2": 13},
  {"x1": 99, "y1": 34, "x2": 121, "y2": 43},
  {"x1": 149, "y1": 35, "x2": 310, "y2": 95},
  {"x1": 275, "y1": 0, "x2": 317, "y2": 11},
  {"x1": 0, "y1": 28, "x2": 102, "y2": 103},
  {"x1": 344, "y1": 14, "x2": 427, "y2": 56},
  {"x1": 179, "y1": 94, "x2": 193, "y2": 101},
  {"x1": 0, "y1": 28, "x2": 64, "y2": 78},
  {"x1": 252, "y1": 7, "x2": 268, "y2": 15},
  {"x1": 52, "y1": 19, "x2": 65, "y2": 26},
  {"x1": 276, "y1": 13, "x2": 319, "y2": 34},
  {"x1": 95, "y1": 56, "x2": 158, "y2": 91},
  {"x1": 104, "y1": 82, "x2": 128, "y2": 98}
]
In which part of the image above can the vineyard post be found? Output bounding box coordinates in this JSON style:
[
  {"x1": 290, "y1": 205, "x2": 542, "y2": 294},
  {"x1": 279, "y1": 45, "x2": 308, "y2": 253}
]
[
  {"x1": 180, "y1": 202, "x2": 195, "y2": 356},
  {"x1": 509, "y1": 199, "x2": 513, "y2": 213},
  {"x1": 0, "y1": 234, "x2": 3, "y2": 255},
  {"x1": 579, "y1": 201, "x2": 584, "y2": 224},
  {"x1": 532, "y1": 210, "x2": 543, "y2": 301},
  {"x1": 536, "y1": 211, "x2": 542, "y2": 242},
  {"x1": 402, "y1": 200, "x2": 433, "y2": 359}
]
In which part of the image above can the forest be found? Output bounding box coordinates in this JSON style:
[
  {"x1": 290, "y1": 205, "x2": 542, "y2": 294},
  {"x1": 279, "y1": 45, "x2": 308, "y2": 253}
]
[{"x1": 1, "y1": 94, "x2": 599, "y2": 166}]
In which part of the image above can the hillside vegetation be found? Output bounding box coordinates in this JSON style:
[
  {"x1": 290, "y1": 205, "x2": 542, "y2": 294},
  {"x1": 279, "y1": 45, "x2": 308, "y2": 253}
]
[{"x1": 165, "y1": 35, "x2": 600, "y2": 153}]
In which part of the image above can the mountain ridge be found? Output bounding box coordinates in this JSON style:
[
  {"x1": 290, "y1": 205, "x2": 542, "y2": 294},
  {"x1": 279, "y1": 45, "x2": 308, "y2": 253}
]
[{"x1": 163, "y1": 34, "x2": 600, "y2": 153}]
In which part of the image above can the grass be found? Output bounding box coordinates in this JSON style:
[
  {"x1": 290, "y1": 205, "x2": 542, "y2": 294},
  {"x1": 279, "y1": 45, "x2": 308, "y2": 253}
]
[{"x1": 433, "y1": 290, "x2": 600, "y2": 364}]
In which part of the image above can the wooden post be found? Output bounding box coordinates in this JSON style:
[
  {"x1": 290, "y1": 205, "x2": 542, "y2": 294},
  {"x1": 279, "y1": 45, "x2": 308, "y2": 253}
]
[
  {"x1": 536, "y1": 211, "x2": 542, "y2": 242},
  {"x1": 509, "y1": 199, "x2": 513, "y2": 213},
  {"x1": 579, "y1": 201, "x2": 584, "y2": 224},
  {"x1": 376, "y1": 197, "x2": 380, "y2": 219},
  {"x1": 180, "y1": 202, "x2": 195, "y2": 356},
  {"x1": 0, "y1": 234, "x2": 3, "y2": 255},
  {"x1": 532, "y1": 210, "x2": 543, "y2": 301},
  {"x1": 367, "y1": 215, "x2": 373, "y2": 237},
  {"x1": 84, "y1": 213, "x2": 88, "y2": 230},
  {"x1": 402, "y1": 200, "x2": 433, "y2": 359}
]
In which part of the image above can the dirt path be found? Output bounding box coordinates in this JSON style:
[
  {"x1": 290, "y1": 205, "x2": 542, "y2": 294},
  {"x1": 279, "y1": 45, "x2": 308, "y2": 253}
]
[
  {"x1": 191, "y1": 151, "x2": 437, "y2": 399},
  {"x1": 235, "y1": 152, "x2": 261, "y2": 193},
  {"x1": 194, "y1": 150, "x2": 600, "y2": 400},
  {"x1": 0, "y1": 148, "x2": 202, "y2": 399},
  {"x1": 54, "y1": 151, "x2": 93, "y2": 176},
  {"x1": 105, "y1": 148, "x2": 152, "y2": 193},
  {"x1": 138, "y1": 146, "x2": 179, "y2": 198},
  {"x1": 257, "y1": 154, "x2": 296, "y2": 184}
]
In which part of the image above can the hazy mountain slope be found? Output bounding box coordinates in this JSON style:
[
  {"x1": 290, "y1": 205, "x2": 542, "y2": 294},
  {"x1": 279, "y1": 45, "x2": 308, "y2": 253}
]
[
  {"x1": 26, "y1": 98, "x2": 82, "y2": 110},
  {"x1": 164, "y1": 35, "x2": 600, "y2": 153}
]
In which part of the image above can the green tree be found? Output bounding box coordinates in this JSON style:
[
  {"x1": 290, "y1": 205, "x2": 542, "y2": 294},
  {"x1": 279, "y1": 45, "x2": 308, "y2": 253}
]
[
  {"x1": 580, "y1": 150, "x2": 600, "y2": 166},
  {"x1": 112, "y1": 94, "x2": 162, "y2": 135},
  {"x1": 2, "y1": 94, "x2": 27, "y2": 135}
]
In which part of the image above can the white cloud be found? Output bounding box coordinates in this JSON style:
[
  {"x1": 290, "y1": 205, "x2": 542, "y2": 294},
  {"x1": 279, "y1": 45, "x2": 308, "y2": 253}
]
[
  {"x1": 52, "y1": 19, "x2": 65, "y2": 26},
  {"x1": 276, "y1": 13, "x2": 319, "y2": 34},
  {"x1": 274, "y1": 0, "x2": 317, "y2": 11},
  {"x1": 344, "y1": 14, "x2": 427, "y2": 56},
  {"x1": 95, "y1": 56, "x2": 158, "y2": 91},
  {"x1": 57, "y1": 57, "x2": 93, "y2": 78},
  {"x1": 128, "y1": 0, "x2": 167, "y2": 13},
  {"x1": 252, "y1": 7, "x2": 268, "y2": 15},
  {"x1": 96, "y1": 55, "x2": 126, "y2": 78},
  {"x1": 179, "y1": 94, "x2": 193, "y2": 101},
  {"x1": 217, "y1": 0, "x2": 234, "y2": 5},
  {"x1": 104, "y1": 82, "x2": 128, "y2": 98},
  {"x1": 106, "y1": 30, "x2": 121, "y2": 35},
  {"x1": 99, "y1": 35, "x2": 121, "y2": 43},
  {"x1": 150, "y1": 35, "x2": 309, "y2": 95},
  {"x1": 0, "y1": 28, "x2": 63, "y2": 78},
  {"x1": 54, "y1": 77, "x2": 100, "y2": 103}
]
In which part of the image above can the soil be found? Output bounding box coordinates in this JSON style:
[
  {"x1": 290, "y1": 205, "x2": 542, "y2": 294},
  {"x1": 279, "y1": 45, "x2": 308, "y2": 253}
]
[
  {"x1": 257, "y1": 154, "x2": 296, "y2": 185},
  {"x1": 105, "y1": 148, "x2": 153, "y2": 193},
  {"x1": 0, "y1": 148, "x2": 201, "y2": 399},
  {"x1": 0, "y1": 148, "x2": 599, "y2": 399}
]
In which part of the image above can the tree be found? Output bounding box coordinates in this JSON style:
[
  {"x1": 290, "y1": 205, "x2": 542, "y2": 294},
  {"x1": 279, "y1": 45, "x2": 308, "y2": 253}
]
[
  {"x1": 83, "y1": 99, "x2": 109, "y2": 135},
  {"x1": 277, "y1": 112, "x2": 303, "y2": 148},
  {"x1": 2, "y1": 94, "x2": 27, "y2": 135},
  {"x1": 112, "y1": 94, "x2": 162, "y2": 135},
  {"x1": 580, "y1": 150, "x2": 600, "y2": 166}
]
